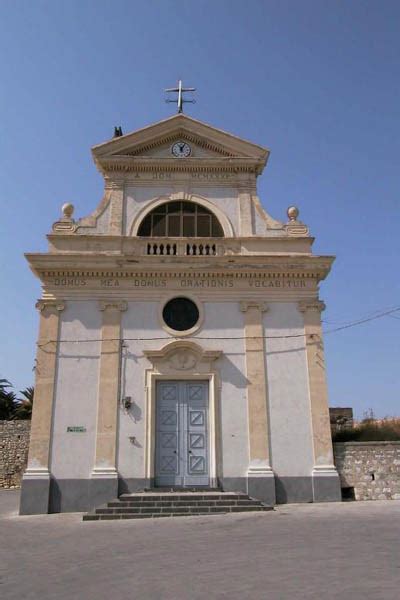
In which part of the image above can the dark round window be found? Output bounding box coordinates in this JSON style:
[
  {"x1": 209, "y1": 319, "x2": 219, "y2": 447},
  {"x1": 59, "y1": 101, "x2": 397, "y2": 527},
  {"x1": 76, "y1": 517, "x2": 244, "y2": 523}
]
[{"x1": 162, "y1": 297, "x2": 200, "y2": 332}]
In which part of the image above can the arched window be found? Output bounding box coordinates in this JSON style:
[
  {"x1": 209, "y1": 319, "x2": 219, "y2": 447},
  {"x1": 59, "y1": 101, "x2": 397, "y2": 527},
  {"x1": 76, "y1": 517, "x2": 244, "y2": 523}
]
[{"x1": 138, "y1": 201, "x2": 224, "y2": 237}]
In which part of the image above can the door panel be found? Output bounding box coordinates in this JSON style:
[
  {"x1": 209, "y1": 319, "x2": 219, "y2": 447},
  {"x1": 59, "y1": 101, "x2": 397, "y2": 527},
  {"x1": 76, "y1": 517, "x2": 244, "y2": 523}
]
[
  {"x1": 185, "y1": 383, "x2": 209, "y2": 485},
  {"x1": 155, "y1": 383, "x2": 180, "y2": 486},
  {"x1": 155, "y1": 381, "x2": 209, "y2": 487}
]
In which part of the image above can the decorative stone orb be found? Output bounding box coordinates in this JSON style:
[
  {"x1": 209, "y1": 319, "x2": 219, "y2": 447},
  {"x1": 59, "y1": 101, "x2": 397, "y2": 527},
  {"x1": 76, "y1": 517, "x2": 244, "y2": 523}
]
[
  {"x1": 62, "y1": 203, "x2": 74, "y2": 218},
  {"x1": 287, "y1": 206, "x2": 299, "y2": 221}
]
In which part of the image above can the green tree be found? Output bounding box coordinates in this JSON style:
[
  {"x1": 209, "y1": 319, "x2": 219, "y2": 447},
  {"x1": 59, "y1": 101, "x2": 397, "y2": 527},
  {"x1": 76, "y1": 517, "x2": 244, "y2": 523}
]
[
  {"x1": 13, "y1": 386, "x2": 34, "y2": 420},
  {"x1": 0, "y1": 379, "x2": 17, "y2": 420}
]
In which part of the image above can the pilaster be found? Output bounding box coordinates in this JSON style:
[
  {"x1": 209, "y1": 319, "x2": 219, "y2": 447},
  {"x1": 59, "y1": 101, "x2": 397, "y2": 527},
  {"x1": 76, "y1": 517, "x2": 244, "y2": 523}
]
[
  {"x1": 107, "y1": 179, "x2": 124, "y2": 235},
  {"x1": 90, "y1": 300, "x2": 127, "y2": 506},
  {"x1": 238, "y1": 178, "x2": 254, "y2": 236},
  {"x1": 240, "y1": 300, "x2": 275, "y2": 504},
  {"x1": 20, "y1": 299, "x2": 65, "y2": 514},
  {"x1": 298, "y1": 299, "x2": 341, "y2": 501}
]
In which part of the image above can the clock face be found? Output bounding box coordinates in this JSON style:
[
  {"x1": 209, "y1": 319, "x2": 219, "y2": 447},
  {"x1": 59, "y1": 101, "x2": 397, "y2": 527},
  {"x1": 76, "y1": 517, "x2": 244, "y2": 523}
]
[{"x1": 171, "y1": 141, "x2": 191, "y2": 158}]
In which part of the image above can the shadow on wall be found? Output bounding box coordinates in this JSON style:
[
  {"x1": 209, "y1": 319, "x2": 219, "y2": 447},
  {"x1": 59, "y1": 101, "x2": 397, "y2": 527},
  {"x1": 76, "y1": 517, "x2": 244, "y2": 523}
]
[{"x1": 218, "y1": 354, "x2": 248, "y2": 389}]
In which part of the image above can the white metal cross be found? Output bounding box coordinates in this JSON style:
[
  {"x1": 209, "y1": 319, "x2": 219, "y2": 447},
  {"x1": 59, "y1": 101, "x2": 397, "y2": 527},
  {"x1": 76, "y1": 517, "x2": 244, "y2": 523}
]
[{"x1": 165, "y1": 80, "x2": 196, "y2": 113}]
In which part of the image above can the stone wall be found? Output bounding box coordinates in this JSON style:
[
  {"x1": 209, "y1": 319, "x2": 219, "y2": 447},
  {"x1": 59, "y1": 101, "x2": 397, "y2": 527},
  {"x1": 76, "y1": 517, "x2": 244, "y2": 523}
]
[
  {"x1": 334, "y1": 441, "x2": 400, "y2": 501},
  {"x1": 0, "y1": 421, "x2": 31, "y2": 488}
]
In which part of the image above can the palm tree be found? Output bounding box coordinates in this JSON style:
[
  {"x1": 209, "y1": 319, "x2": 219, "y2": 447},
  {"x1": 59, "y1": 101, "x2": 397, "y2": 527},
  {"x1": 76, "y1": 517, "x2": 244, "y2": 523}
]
[
  {"x1": 13, "y1": 386, "x2": 34, "y2": 420},
  {"x1": 0, "y1": 379, "x2": 17, "y2": 420}
]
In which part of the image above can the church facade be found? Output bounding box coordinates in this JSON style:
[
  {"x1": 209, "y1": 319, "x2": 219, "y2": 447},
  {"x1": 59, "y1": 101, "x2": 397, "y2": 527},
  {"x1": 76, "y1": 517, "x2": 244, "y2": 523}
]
[{"x1": 20, "y1": 113, "x2": 341, "y2": 514}]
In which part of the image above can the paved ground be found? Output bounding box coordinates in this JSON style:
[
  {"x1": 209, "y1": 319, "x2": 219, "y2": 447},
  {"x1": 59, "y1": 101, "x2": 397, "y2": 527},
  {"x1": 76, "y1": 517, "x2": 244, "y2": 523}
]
[{"x1": 1, "y1": 490, "x2": 399, "y2": 600}]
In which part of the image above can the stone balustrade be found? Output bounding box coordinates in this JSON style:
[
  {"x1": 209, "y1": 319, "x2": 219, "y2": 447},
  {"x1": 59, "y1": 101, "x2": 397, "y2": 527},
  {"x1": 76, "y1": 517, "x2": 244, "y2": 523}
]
[{"x1": 143, "y1": 238, "x2": 220, "y2": 256}]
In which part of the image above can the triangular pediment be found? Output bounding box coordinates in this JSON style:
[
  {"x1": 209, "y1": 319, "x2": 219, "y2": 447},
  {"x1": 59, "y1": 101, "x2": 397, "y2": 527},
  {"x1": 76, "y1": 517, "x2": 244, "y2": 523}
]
[
  {"x1": 92, "y1": 114, "x2": 269, "y2": 162},
  {"x1": 121, "y1": 136, "x2": 225, "y2": 159}
]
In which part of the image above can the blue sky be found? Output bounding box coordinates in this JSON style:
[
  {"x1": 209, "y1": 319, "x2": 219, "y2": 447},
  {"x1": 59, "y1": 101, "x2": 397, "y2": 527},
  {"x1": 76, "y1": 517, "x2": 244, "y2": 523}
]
[{"x1": 0, "y1": 0, "x2": 399, "y2": 418}]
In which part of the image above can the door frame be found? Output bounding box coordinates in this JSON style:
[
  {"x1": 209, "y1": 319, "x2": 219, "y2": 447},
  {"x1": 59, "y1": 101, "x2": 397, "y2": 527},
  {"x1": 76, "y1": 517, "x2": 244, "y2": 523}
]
[{"x1": 144, "y1": 341, "x2": 222, "y2": 488}]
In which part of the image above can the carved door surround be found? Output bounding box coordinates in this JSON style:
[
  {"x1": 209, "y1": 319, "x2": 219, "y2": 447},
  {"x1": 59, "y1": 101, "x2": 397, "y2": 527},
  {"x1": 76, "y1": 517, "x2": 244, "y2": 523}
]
[{"x1": 143, "y1": 340, "x2": 222, "y2": 487}]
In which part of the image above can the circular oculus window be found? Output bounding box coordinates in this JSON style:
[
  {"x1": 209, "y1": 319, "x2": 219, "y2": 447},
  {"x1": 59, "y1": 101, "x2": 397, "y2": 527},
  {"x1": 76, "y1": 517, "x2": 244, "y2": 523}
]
[{"x1": 162, "y1": 297, "x2": 200, "y2": 332}]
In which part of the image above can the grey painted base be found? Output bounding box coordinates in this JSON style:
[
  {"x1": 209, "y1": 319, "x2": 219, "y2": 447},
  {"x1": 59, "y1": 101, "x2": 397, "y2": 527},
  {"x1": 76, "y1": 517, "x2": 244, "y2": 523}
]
[
  {"x1": 312, "y1": 474, "x2": 341, "y2": 502},
  {"x1": 49, "y1": 478, "x2": 119, "y2": 513},
  {"x1": 275, "y1": 477, "x2": 314, "y2": 503},
  {"x1": 22, "y1": 477, "x2": 120, "y2": 514},
  {"x1": 221, "y1": 476, "x2": 276, "y2": 505},
  {"x1": 20, "y1": 478, "x2": 50, "y2": 515},
  {"x1": 118, "y1": 477, "x2": 152, "y2": 495},
  {"x1": 219, "y1": 477, "x2": 247, "y2": 495},
  {"x1": 248, "y1": 476, "x2": 276, "y2": 505},
  {"x1": 19, "y1": 473, "x2": 343, "y2": 514},
  {"x1": 88, "y1": 478, "x2": 118, "y2": 511}
]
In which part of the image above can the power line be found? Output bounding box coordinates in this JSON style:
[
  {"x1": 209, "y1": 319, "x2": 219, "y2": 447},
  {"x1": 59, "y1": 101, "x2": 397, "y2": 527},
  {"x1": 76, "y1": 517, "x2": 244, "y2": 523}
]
[
  {"x1": 322, "y1": 303, "x2": 400, "y2": 326},
  {"x1": 36, "y1": 305, "x2": 400, "y2": 347},
  {"x1": 324, "y1": 306, "x2": 400, "y2": 335}
]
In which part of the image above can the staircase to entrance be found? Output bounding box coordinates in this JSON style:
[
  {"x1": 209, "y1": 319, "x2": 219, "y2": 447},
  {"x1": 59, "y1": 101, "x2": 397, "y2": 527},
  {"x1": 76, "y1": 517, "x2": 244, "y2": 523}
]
[{"x1": 83, "y1": 490, "x2": 273, "y2": 521}]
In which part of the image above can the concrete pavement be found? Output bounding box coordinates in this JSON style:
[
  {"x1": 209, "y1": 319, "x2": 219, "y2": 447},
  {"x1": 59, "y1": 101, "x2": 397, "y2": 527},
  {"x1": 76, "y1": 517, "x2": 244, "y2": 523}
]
[{"x1": 1, "y1": 490, "x2": 399, "y2": 599}]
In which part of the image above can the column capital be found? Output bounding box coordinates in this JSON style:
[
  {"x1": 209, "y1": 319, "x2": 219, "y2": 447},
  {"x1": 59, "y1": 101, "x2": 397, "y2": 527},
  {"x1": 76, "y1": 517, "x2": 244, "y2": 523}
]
[
  {"x1": 298, "y1": 299, "x2": 326, "y2": 314},
  {"x1": 35, "y1": 299, "x2": 65, "y2": 313},
  {"x1": 239, "y1": 301, "x2": 269, "y2": 313},
  {"x1": 98, "y1": 300, "x2": 128, "y2": 312}
]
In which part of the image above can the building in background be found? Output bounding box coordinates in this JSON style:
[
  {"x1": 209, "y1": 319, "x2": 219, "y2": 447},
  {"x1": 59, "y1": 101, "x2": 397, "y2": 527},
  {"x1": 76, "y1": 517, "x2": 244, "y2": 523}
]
[{"x1": 20, "y1": 112, "x2": 340, "y2": 514}]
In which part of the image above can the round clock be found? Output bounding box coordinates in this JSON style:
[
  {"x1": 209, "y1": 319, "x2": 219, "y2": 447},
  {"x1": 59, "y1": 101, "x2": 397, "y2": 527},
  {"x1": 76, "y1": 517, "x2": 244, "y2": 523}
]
[{"x1": 171, "y1": 141, "x2": 191, "y2": 158}]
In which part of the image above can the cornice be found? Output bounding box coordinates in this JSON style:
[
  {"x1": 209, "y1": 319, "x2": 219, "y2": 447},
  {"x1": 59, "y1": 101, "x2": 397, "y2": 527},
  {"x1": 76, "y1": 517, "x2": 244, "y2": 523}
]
[
  {"x1": 25, "y1": 254, "x2": 334, "y2": 286},
  {"x1": 94, "y1": 156, "x2": 267, "y2": 176},
  {"x1": 26, "y1": 252, "x2": 334, "y2": 272}
]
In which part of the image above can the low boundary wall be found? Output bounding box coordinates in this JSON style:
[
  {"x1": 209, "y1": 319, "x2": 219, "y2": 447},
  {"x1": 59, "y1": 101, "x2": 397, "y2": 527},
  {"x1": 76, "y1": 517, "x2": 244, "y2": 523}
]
[
  {"x1": 0, "y1": 421, "x2": 31, "y2": 488},
  {"x1": 334, "y1": 441, "x2": 400, "y2": 500}
]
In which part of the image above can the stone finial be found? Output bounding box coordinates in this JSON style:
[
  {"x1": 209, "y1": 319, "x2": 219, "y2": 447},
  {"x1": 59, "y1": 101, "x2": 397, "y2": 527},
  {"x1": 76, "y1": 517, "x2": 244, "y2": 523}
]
[
  {"x1": 287, "y1": 206, "x2": 299, "y2": 222},
  {"x1": 285, "y1": 205, "x2": 309, "y2": 237},
  {"x1": 52, "y1": 203, "x2": 76, "y2": 233},
  {"x1": 62, "y1": 203, "x2": 74, "y2": 219}
]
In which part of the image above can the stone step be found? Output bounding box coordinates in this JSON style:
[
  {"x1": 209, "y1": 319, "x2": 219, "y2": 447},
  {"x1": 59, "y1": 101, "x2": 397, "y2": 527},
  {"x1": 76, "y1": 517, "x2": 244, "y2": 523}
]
[
  {"x1": 83, "y1": 506, "x2": 271, "y2": 521},
  {"x1": 83, "y1": 491, "x2": 273, "y2": 521},
  {"x1": 83, "y1": 504, "x2": 272, "y2": 520},
  {"x1": 83, "y1": 512, "x2": 213, "y2": 521},
  {"x1": 118, "y1": 493, "x2": 249, "y2": 502},
  {"x1": 99, "y1": 504, "x2": 269, "y2": 514},
  {"x1": 107, "y1": 498, "x2": 259, "y2": 508}
]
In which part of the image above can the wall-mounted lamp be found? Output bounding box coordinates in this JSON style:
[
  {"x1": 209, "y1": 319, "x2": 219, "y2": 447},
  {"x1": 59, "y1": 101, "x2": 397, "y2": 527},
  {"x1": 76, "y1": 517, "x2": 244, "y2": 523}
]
[
  {"x1": 129, "y1": 436, "x2": 136, "y2": 444},
  {"x1": 123, "y1": 396, "x2": 132, "y2": 410}
]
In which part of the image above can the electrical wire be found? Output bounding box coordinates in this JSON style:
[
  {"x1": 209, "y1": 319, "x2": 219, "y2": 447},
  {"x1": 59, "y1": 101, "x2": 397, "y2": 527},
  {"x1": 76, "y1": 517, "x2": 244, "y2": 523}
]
[{"x1": 36, "y1": 305, "x2": 400, "y2": 347}]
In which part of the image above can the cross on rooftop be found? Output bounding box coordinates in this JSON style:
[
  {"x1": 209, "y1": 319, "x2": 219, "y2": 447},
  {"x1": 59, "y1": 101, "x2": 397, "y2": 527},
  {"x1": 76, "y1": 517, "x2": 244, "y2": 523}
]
[{"x1": 165, "y1": 80, "x2": 196, "y2": 113}]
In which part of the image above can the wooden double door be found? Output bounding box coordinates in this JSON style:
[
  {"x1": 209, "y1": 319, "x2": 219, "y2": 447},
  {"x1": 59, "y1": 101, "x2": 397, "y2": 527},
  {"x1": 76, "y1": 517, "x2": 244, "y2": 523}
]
[{"x1": 155, "y1": 381, "x2": 209, "y2": 487}]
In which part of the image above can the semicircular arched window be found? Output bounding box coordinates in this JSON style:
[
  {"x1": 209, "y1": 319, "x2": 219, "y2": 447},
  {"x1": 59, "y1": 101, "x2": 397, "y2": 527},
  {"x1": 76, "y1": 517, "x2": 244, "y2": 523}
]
[{"x1": 138, "y1": 201, "x2": 224, "y2": 238}]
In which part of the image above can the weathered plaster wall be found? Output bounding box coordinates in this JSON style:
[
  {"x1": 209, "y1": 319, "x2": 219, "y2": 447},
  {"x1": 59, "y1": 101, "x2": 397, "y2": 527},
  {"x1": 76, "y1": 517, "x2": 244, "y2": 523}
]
[
  {"x1": 50, "y1": 301, "x2": 101, "y2": 479},
  {"x1": 334, "y1": 442, "x2": 400, "y2": 500},
  {"x1": 264, "y1": 302, "x2": 315, "y2": 476},
  {"x1": 0, "y1": 421, "x2": 31, "y2": 488}
]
